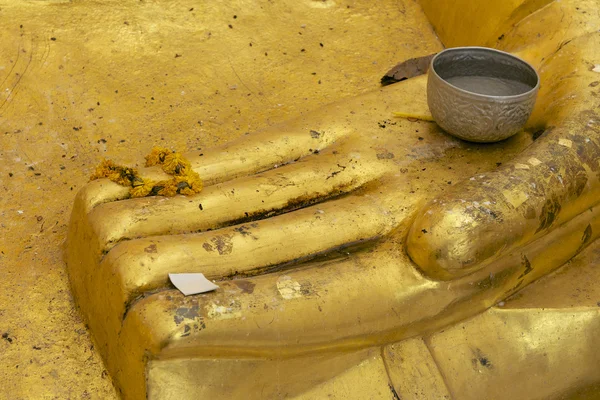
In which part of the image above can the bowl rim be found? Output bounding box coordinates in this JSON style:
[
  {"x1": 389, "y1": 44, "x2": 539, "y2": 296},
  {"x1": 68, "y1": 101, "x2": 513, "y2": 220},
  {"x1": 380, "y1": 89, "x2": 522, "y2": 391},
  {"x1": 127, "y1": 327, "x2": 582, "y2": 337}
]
[{"x1": 429, "y1": 46, "x2": 540, "y2": 100}]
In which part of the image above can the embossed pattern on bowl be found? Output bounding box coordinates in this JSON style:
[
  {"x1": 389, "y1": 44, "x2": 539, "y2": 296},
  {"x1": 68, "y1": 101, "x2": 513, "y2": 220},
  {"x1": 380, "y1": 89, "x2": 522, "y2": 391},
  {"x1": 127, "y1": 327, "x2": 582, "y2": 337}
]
[{"x1": 427, "y1": 47, "x2": 540, "y2": 143}]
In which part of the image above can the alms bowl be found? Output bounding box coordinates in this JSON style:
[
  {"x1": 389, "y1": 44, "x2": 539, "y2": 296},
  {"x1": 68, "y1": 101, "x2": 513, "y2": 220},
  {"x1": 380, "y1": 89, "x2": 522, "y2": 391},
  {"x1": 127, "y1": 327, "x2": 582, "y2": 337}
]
[{"x1": 427, "y1": 47, "x2": 540, "y2": 143}]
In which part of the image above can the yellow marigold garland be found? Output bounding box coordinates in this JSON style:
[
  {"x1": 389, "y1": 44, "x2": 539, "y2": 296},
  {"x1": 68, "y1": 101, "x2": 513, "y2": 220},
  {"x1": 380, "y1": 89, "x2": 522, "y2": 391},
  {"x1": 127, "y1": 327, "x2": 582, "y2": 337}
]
[{"x1": 90, "y1": 147, "x2": 203, "y2": 198}]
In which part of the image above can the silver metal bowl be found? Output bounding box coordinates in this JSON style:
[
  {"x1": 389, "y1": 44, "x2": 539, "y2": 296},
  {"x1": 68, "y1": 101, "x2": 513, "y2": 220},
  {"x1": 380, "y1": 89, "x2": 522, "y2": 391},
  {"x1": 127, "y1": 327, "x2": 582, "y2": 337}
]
[{"x1": 427, "y1": 47, "x2": 540, "y2": 143}]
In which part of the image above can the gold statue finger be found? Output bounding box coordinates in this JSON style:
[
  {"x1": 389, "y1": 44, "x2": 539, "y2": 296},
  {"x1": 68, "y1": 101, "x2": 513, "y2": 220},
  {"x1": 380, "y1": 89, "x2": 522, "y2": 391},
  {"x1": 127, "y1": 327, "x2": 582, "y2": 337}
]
[{"x1": 99, "y1": 185, "x2": 405, "y2": 323}]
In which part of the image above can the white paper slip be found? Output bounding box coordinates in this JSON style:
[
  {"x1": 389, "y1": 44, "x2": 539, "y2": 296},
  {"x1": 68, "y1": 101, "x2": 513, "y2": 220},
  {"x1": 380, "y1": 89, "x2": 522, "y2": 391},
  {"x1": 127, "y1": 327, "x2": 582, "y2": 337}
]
[{"x1": 169, "y1": 273, "x2": 220, "y2": 296}]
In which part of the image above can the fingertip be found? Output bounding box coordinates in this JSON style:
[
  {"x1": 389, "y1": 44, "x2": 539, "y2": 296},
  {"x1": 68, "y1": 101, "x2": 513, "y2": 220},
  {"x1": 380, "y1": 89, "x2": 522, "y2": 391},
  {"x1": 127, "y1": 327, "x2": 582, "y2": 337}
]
[{"x1": 406, "y1": 199, "x2": 504, "y2": 280}]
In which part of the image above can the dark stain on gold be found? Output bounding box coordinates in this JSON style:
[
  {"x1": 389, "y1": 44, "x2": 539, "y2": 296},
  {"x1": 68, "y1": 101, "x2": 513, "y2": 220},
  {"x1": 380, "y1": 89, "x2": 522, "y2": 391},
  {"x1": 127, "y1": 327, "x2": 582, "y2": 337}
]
[
  {"x1": 518, "y1": 255, "x2": 533, "y2": 279},
  {"x1": 537, "y1": 196, "x2": 561, "y2": 233},
  {"x1": 144, "y1": 243, "x2": 157, "y2": 253},
  {"x1": 233, "y1": 280, "x2": 256, "y2": 294},
  {"x1": 202, "y1": 234, "x2": 234, "y2": 255}
]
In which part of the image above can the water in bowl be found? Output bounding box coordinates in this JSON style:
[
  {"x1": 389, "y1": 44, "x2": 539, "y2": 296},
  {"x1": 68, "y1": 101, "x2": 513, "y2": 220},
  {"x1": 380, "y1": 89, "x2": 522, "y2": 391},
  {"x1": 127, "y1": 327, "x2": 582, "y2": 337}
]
[{"x1": 446, "y1": 75, "x2": 532, "y2": 96}]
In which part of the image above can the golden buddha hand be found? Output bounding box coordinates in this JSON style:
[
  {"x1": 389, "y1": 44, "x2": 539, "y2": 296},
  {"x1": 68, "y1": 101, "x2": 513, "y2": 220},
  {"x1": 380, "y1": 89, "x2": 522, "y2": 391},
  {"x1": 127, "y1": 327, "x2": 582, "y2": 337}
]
[{"x1": 65, "y1": 4, "x2": 600, "y2": 398}]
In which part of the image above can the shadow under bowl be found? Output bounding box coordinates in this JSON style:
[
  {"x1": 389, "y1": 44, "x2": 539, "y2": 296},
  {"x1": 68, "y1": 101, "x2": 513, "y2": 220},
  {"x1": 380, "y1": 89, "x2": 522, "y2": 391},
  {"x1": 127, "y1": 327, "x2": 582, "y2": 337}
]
[{"x1": 427, "y1": 47, "x2": 540, "y2": 143}]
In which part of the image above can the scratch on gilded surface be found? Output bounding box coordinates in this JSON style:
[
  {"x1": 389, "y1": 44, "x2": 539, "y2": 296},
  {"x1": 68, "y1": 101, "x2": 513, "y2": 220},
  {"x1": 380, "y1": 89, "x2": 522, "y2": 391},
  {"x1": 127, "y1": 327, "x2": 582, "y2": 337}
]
[
  {"x1": 276, "y1": 275, "x2": 303, "y2": 299},
  {"x1": 206, "y1": 300, "x2": 242, "y2": 320}
]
